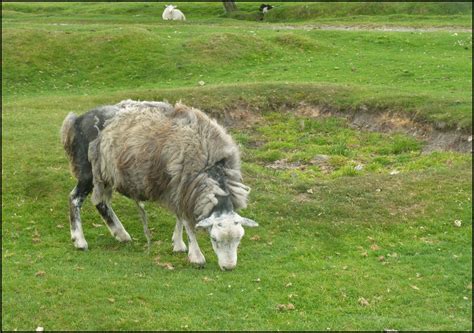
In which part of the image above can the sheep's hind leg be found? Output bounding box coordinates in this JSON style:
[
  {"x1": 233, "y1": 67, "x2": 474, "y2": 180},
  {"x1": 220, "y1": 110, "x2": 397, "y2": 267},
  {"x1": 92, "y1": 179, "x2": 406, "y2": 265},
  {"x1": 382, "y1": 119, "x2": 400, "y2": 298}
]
[
  {"x1": 172, "y1": 218, "x2": 187, "y2": 253},
  {"x1": 182, "y1": 219, "x2": 206, "y2": 267},
  {"x1": 136, "y1": 201, "x2": 152, "y2": 252},
  {"x1": 96, "y1": 202, "x2": 132, "y2": 242},
  {"x1": 69, "y1": 181, "x2": 92, "y2": 250}
]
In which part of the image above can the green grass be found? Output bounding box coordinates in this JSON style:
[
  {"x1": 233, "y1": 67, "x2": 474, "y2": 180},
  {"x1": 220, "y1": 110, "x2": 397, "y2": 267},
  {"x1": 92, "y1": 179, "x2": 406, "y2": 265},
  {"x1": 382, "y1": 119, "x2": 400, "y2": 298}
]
[
  {"x1": 2, "y1": 2, "x2": 472, "y2": 331},
  {"x1": 238, "y1": 113, "x2": 468, "y2": 180},
  {"x1": 2, "y1": 3, "x2": 472, "y2": 130}
]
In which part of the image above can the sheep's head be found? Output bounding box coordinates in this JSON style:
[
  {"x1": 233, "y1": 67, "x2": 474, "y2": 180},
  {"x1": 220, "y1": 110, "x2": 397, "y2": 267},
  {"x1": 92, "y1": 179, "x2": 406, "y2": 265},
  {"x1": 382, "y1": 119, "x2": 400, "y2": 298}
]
[
  {"x1": 165, "y1": 4, "x2": 176, "y2": 10},
  {"x1": 196, "y1": 212, "x2": 258, "y2": 271}
]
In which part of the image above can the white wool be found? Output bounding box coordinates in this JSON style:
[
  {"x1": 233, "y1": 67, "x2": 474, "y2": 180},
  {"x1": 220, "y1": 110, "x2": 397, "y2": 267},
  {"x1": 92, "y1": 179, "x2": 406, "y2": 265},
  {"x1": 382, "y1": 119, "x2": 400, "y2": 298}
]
[{"x1": 162, "y1": 5, "x2": 186, "y2": 21}]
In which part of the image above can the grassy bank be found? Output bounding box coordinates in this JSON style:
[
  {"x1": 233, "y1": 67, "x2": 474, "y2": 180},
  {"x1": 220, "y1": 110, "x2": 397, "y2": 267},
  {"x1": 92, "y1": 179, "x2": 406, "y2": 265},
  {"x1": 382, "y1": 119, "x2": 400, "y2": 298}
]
[{"x1": 3, "y1": 24, "x2": 472, "y2": 129}]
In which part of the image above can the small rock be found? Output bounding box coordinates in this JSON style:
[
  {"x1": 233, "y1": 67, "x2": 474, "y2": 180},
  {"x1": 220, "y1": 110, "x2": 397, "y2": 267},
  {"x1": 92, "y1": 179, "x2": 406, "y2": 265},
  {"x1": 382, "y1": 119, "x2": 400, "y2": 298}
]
[
  {"x1": 375, "y1": 188, "x2": 382, "y2": 192},
  {"x1": 454, "y1": 220, "x2": 462, "y2": 227},
  {"x1": 198, "y1": 80, "x2": 205, "y2": 86},
  {"x1": 468, "y1": 135, "x2": 472, "y2": 142},
  {"x1": 410, "y1": 285, "x2": 420, "y2": 291},
  {"x1": 390, "y1": 170, "x2": 400, "y2": 175},
  {"x1": 354, "y1": 164, "x2": 363, "y2": 171},
  {"x1": 36, "y1": 327, "x2": 44, "y2": 332},
  {"x1": 306, "y1": 188, "x2": 314, "y2": 194}
]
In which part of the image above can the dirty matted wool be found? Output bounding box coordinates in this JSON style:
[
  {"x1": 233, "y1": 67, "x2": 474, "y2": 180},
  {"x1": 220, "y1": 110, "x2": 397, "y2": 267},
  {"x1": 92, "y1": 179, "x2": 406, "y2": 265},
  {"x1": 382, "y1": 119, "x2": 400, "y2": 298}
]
[{"x1": 88, "y1": 100, "x2": 250, "y2": 224}]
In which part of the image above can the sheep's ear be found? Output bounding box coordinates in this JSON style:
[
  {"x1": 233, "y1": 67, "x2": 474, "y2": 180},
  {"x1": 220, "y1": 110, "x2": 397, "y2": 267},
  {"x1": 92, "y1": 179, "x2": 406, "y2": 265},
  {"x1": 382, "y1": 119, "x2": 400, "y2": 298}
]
[
  {"x1": 196, "y1": 217, "x2": 214, "y2": 229},
  {"x1": 239, "y1": 216, "x2": 258, "y2": 228}
]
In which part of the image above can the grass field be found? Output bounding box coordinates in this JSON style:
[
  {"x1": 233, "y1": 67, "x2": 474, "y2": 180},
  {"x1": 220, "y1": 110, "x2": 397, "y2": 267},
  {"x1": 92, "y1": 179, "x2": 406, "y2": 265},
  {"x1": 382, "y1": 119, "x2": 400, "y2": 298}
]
[{"x1": 2, "y1": 2, "x2": 472, "y2": 331}]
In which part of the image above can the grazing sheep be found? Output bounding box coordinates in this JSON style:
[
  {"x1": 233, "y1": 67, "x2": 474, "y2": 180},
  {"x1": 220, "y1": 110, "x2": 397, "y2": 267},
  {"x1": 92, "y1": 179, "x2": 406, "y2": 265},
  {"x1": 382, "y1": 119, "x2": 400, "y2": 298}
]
[
  {"x1": 162, "y1": 4, "x2": 186, "y2": 21},
  {"x1": 61, "y1": 100, "x2": 258, "y2": 270}
]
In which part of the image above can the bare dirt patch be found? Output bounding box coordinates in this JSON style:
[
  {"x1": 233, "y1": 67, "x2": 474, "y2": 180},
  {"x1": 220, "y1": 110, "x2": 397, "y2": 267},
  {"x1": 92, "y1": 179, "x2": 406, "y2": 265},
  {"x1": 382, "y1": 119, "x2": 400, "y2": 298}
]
[
  {"x1": 265, "y1": 154, "x2": 333, "y2": 173},
  {"x1": 209, "y1": 104, "x2": 263, "y2": 129},
  {"x1": 292, "y1": 102, "x2": 472, "y2": 153}
]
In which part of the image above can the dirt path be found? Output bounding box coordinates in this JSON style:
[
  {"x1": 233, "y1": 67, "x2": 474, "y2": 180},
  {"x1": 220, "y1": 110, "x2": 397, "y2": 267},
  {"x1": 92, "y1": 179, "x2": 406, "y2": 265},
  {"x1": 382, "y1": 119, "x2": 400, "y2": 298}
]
[{"x1": 268, "y1": 24, "x2": 472, "y2": 33}]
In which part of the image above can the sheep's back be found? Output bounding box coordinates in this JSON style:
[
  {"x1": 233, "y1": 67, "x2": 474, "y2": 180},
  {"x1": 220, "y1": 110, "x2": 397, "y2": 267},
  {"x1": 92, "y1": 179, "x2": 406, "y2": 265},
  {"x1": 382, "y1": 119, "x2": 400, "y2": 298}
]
[{"x1": 94, "y1": 102, "x2": 241, "y2": 210}]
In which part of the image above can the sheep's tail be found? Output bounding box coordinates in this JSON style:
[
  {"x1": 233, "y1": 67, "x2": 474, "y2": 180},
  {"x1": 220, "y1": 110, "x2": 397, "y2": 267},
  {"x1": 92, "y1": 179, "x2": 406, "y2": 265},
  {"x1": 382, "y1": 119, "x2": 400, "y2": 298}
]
[{"x1": 60, "y1": 112, "x2": 78, "y2": 161}]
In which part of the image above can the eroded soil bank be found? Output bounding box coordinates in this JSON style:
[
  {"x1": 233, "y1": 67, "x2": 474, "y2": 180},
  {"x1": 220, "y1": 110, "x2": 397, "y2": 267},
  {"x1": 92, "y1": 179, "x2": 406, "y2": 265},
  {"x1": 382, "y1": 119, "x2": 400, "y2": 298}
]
[{"x1": 212, "y1": 102, "x2": 472, "y2": 153}]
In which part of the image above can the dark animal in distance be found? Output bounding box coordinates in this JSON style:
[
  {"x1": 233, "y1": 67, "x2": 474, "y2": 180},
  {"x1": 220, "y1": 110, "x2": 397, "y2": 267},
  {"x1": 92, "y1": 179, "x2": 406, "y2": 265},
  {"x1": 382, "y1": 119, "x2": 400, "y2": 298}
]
[{"x1": 259, "y1": 4, "x2": 274, "y2": 14}]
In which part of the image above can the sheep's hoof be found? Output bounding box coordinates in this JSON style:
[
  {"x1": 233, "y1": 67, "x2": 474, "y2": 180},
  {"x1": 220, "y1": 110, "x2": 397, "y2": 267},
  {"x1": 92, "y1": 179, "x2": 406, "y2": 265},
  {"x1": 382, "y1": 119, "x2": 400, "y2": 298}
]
[
  {"x1": 72, "y1": 238, "x2": 88, "y2": 251},
  {"x1": 114, "y1": 230, "x2": 132, "y2": 243},
  {"x1": 172, "y1": 241, "x2": 187, "y2": 253},
  {"x1": 188, "y1": 253, "x2": 206, "y2": 268},
  {"x1": 191, "y1": 262, "x2": 206, "y2": 269}
]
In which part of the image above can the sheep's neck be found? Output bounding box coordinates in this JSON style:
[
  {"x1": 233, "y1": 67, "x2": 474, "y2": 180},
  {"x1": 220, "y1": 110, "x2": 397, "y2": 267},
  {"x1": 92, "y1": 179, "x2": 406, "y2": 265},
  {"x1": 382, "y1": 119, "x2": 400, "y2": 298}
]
[{"x1": 206, "y1": 161, "x2": 234, "y2": 217}]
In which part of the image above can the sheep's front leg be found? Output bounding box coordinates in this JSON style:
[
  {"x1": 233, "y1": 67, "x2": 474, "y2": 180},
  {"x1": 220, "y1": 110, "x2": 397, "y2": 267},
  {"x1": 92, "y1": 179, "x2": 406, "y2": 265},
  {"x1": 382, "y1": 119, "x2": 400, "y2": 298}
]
[
  {"x1": 136, "y1": 201, "x2": 152, "y2": 252},
  {"x1": 96, "y1": 202, "x2": 132, "y2": 242},
  {"x1": 182, "y1": 219, "x2": 206, "y2": 267},
  {"x1": 69, "y1": 184, "x2": 90, "y2": 250},
  {"x1": 172, "y1": 218, "x2": 187, "y2": 253}
]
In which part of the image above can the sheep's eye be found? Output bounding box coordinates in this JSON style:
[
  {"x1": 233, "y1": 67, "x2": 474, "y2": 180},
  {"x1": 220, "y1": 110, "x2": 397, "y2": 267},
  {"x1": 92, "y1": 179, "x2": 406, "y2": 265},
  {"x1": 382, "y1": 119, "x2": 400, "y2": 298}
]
[{"x1": 211, "y1": 237, "x2": 217, "y2": 242}]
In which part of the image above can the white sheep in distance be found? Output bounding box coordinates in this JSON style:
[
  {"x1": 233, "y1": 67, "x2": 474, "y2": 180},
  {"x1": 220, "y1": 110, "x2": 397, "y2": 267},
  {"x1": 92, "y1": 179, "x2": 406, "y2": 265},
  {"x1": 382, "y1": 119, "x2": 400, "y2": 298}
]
[
  {"x1": 162, "y1": 4, "x2": 186, "y2": 21},
  {"x1": 60, "y1": 100, "x2": 258, "y2": 270}
]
